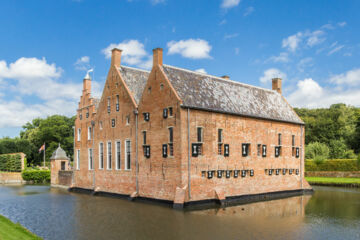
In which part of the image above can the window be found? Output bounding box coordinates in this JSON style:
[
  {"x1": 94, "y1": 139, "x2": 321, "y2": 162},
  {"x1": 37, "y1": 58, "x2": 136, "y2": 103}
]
[
  {"x1": 107, "y1": 97, "x2": 111, "y2": 113},
  {"x1": 278, "y1": 133, "x2": 282, "y2": 145},
  {"x1": 61, "y1": 161, "x2": 65, "y2": 171},
  {"x1": 218, "y1": 129, "x2": 223, "y2": 155},
  {"x1": 168, "y1": 127, "x2": 173, "y2": 156},
  {"x1": 262, "y1": 145, "x2": 267, "y2": 157},
  {"x1": 88, "y1": 127, "x2": 91, "y2": 140},
  {"x1": 257, "y1": 144, "x2": 261, "y2": 156},
  {"x1": 292, "y1": 135, "x2": 295, "y2": 146},
  {"x1": 275, "y1": 146, "x2": 281, "y2": 157},
  {"x1": 163, "y1": 108, "x2": 168, "y2": 119},
  {"x1": 111, "y1": 119, "x2": 116, "y2": 128},
  {"x1": 86, "y1": 108, "x2": 89, "y2": 118},
  {"x1": 116, "y1": 95, "x2": 119, "y2": 112},
  {"x1": 197, "y1": 127, "x2": 203, "y2": 142},
  {"x1": 99, "y1": 143, "x2": 104, "y2": 169},
  {"x1": 143, "y1": 112, "x2": 150, "y2": 122},
  {"x1": 76, "y1": 149, "x2": 80, "y2": 170},
  {"x1": 77, "y1": 128, "x2": 81, "y2": 141},
  {"x1": 160, "y1": 83, "x2": 164, "y2": 90},
  {"x1": 116, "y1": 141, "x2": 121, "y2": 170},
  {"x1": 142, "y1": 131, "x2": 147, "y2": 145},
  {"x1": 242, "y1": 143, "x2": 250, "y2": 157},
  {"x1": 148, "y1": 87, "x2": 151, "y2": 94},
  {"x1": 99, "y1": 121, "x2": 103, "y2": 130},
  {"x1": 224, "y1": 144, "x2": 230, "y2": 157},
  {"x1": 169, "y1": 107, "x2": 173, "y2": 117},
  {"x1": 88, "y1": 148, "x2": 93, "y2": 170},
  {"x1": 126, "y1": 115, "x2": 130, "y2": 125},
  {"x1": 79, "y1": 113, "x2": 82, "y2": 120},
  {"x1": 125, "y1": 140, "x2": 131, "y2": 170},
  {"x1": 107, "y1": 141, "x2": 112, "y2": 170}
]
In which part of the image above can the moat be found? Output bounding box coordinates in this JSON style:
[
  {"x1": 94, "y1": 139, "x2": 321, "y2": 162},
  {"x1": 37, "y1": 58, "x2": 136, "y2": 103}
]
[{"x1": 0, "y1": 185, "x2": 359, "y2": 240}]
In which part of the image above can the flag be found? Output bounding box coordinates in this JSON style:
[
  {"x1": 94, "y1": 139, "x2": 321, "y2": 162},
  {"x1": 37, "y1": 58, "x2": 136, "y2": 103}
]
[{"x1": 39, "y1": 143, "x2": 45, "y2": 153}]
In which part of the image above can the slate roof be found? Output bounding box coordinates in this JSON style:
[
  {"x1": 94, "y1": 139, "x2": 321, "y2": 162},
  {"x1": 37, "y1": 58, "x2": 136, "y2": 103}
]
[
  {"x1": 162, "y1": 65, "x2": 304, "y2": 125},
  {"x1": 50, "y1": 145, "x2": 70, "y2": 161},
  {"x1": 119, "y1": 66, "x2": 150, "y2": 104}
]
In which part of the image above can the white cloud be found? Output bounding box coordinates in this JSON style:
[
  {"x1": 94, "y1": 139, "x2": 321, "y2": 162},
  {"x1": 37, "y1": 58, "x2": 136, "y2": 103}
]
[
  {"x1": 321, "y1": 24, "x2": 334, "y2": 30},
  {"x1": 195, "y1": 68, "x2": 207, "y2": 74},
  {"x1": 167, "y1": 39, "x2": 212, "y2": 59},
  {"x1": 330, "y1": 68, "x2": 360, "y2": 86},
  {"x1": 221, "y1": 0, "x2": 241, "y2": 9},
  {"x1": 282, "y1": 32, "x2": 302, "y2": 52},
  {"x1": 102, "y1": 39, "x2": 152, "y2": 69},
  {"x1": 243, "y1": 6, "x2": 254, "y2": 16},
  {"x1": 297, "y1": 57, "x2": 313, "y2": 72},
  {"x1": 259, "y1": 68, "x2": 286, "y2": 84},
  {"x1": 0, "y1": 57, "x2": 99, "y2": 128},
  {"x1": 151, "y1": 0, "x2": 165, "y2": 4},
  {"x1": 224, "y1": 33, "x2": 239, "y2": 40},
  {"x1": 266, "y1": 52, "x2": 289, "y2": 63},
  {"x1": 74, "y1": 56, "x2": 90, "y2": 71},
  {"x1": 328, "y1": 45, "x2": 344, "y2": 55},
  {"x1": 288, "y1": 78, "x2": 360, "y2": 108},
  {"x1": 307, "y1": 30, "x2": 325, "y2": 47},
  {"x1": 338, "y1": 21, "x2": 347, "y2": 27}
]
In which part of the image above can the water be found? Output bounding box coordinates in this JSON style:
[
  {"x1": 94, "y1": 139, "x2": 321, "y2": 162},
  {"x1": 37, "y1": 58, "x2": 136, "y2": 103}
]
[{"x1": 0, "y1": 185, "x2": 359, "y2": 240}]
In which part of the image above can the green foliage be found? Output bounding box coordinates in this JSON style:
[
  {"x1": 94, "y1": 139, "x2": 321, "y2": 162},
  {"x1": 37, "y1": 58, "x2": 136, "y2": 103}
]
[
  {"x1": 305, "y1": 159, "x2": 359, "y2": 171},
  {"x1": 21, "y1": 170, "x2": 50, "y2": 183},
  {"x1": 11, "y1": 115, "x2": 75, "y2": 166},
  {"x1": 305, "y1": 142, "x2": 329, "y2": 160},
  {"x1": 357, "y1": 154, "x2": 360, "y2": 165},
  {"x1": 0, "y1": 154, "x2": 22, "y2": 172}
]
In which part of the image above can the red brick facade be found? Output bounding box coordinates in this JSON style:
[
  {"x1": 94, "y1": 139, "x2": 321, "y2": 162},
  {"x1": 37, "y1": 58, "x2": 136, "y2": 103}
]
[{"x1": 73, "y1": 48, "x2": 311, "y2": 207}]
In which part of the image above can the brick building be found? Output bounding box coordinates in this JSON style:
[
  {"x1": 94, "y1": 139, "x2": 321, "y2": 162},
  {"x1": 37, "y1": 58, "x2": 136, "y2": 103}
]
[{"x1": 73, "y1": 48, "x2": 312, "y2": 208}]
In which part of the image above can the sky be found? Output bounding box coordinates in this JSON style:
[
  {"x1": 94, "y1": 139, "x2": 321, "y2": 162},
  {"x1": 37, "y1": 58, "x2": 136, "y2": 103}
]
[{"x1": 1, "y1": 0, "x2": 360, "y2": 137}]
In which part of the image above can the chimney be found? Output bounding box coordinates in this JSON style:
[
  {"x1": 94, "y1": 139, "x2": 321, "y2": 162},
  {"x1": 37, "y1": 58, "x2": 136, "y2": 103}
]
[
  {"x1": 153, "y1": 48, "x2": 163, "y2": 66},
  {"x1": 221, "y1": 75, "x2": 230, "y2": 80},
  {"x1": 83, "y1": 72, "x2": 91, "y2": 93},
  {"x1": 111, "y1": 48, "x2": 122, "y2": 68},
  {"x1": 272, "y1": 78, "x2": 282, "y2": 94}
]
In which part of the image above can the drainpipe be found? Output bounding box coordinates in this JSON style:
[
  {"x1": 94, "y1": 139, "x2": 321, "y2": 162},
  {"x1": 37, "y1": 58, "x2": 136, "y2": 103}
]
[
  {"x1": 72, "y1": 126, "x2": 75, "y2": 185},
  {"x1": 91, "y1": 120, "x2": 95, "y2": 190},
  {"x1": 187, "y1": 108, "x2": 191, "y2": 199},
  {"x1": 300, "y1": 125, "x2": 304, "y2": 189},
  {"x1": 135, "y1": 109, "x2": 139, "y2": 193}
]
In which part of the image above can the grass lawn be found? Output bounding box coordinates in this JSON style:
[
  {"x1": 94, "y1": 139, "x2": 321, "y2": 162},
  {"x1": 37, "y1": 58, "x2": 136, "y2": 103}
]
[
  {"x1": 0, "y1": 214, "x2": 41, "y2": 240},
  {"x1": 306, "y1": 177, "x2": 360, "y2": 186}
]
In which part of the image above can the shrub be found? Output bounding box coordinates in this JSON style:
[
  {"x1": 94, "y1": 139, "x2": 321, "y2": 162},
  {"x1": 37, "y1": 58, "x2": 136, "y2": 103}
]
[
  {"x1": 313, "y1": 155, "x2": 326, "y2": 165},
  {"x1": 306, "y1": 142, "x2": 329, "y2": 160},
  {"x1": 305, "y1": 159, "x2": 359, "y2": 171},
  {"x1": 0, "y1": 153, "x2": 22, "y2": 172},
  {"x1": 22, "y1": 170, "x2": 50, "y2": 183}
]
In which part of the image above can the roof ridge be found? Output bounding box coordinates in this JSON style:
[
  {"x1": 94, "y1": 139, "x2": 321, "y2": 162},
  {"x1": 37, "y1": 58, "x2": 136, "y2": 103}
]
[
  {"x1": 163, "y1": 64, "x2": 276, "y2": 93},
  {"x1": 119, "y1": 65, "x2": 150, "y2": 73}
]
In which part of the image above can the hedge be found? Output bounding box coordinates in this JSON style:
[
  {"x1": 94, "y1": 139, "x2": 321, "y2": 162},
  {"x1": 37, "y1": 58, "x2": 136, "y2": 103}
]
[
  {"x1": 22, "y1": 170, "x2": 50, "y2": 183},
  {"x1": 305, "y1": 159, "x2": 360, "y2": 171},
  {"x1": 0, "y1": 154, "x2": 22, "y2": 172}
]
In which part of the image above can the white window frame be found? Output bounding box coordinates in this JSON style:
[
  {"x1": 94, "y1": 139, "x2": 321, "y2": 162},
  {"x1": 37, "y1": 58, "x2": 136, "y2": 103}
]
[
  {"x1": 99, "y1": 142, "x2": 104, "y2": 170},
  {"x1": 116, "y1": 140, "x2": 121, "y2": 170},
  {"x1": 76, "y1": 149, "x2": 80, "y2": 170},
  {"x1": 107, "y1": 141, "x2": 112, "y2": 170},
  {"x1": 88, "y1": 148, "x2": 93, "y2": 170},
  {"x1": 88, "y1": 127, "x2": 91, "y2": 140},
  {"x1": 125, "y1": 139, "x2": 131, "y2": 170},
  {"x1": 77, "y1": 128, "x2": 81, "y2": 142}
]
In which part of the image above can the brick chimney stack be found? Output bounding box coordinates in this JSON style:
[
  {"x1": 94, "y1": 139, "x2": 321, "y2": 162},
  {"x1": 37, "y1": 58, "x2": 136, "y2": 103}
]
[
  {"x1": 272, "y1": 78, "x2": 282, "y2": 94},
  {"x1": 153, "y1": 48, "x2": 163, "y2": 66},
  {"x1": 111, "y1": 48, "x2": 122, "y2": 68}
]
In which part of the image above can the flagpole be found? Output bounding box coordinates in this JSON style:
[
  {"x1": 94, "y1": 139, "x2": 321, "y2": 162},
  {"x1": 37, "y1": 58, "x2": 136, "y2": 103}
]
[{"x1": 43, "y1": 143, "x2": 45, "y2": 167}]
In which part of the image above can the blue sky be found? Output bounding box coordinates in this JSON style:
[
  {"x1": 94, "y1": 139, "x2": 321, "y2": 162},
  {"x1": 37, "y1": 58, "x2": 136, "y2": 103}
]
[{"x1": 1, "y1": 0, "x2": 360, "y2": 137}]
